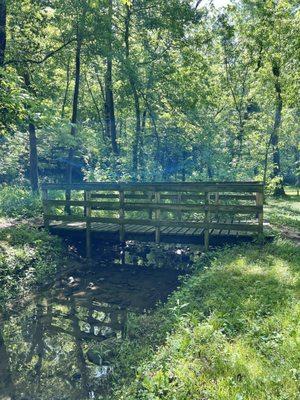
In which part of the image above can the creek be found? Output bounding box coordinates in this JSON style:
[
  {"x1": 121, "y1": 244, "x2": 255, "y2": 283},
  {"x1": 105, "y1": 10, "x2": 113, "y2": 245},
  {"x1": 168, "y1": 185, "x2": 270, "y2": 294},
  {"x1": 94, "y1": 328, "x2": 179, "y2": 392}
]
[{"x1": 0, "y1": 243, "x2": 198, "y2": 400}]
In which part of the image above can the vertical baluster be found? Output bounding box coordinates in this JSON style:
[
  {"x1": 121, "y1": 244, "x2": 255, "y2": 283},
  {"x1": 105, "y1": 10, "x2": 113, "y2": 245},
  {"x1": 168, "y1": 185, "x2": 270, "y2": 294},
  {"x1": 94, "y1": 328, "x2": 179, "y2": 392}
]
[
  {"x1": 155, "y1": 191, "x2": 161, "y2": 244},
  {"x1": 83, "y1": 191, "x2": 87, "y2": 217},
  {"x1": 177, "y1": 193, "x2": 182, "y2": 221},
  {"x1": 86, "y1": 190, "x2": 91, "y2": 259},
  {"x1": 215, "y1": 192, "x2": 220, "y2": 221},
  {"x1": 256, "y1": 189, "x2": 264, "y2": 243},
  {"x1": 204, "y1": 191, "x2": 210, "y2": 251},
  {"x1": 119, "y1": 189, "x2": 125, "y2": 243},
  {"x1": 148, "y1": 192, "x2": 153, "y2": 220},
  {"x1": 65, "y1": 188, "x2": 71, "y2": 215},
  {"x1": 42, "y1": 188, "x2": 49, "y2": 229}
]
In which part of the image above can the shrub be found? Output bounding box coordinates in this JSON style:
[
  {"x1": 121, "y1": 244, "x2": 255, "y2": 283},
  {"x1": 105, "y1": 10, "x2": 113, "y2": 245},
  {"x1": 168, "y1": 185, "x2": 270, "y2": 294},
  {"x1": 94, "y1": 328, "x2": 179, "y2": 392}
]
[
  {"x1": 0, "y1": 226, "x2": 63, "y2": 302},
  {"x1": 0, "y1": 185, "x2": 42, "y2": 218}
]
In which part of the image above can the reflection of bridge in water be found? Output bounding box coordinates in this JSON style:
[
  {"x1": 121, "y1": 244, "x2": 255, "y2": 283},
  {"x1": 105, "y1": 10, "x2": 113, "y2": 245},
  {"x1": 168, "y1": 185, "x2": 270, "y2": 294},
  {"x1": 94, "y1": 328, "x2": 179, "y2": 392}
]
[{"x1": 0, "y1": 248, "x2": 182, "y2": 400}]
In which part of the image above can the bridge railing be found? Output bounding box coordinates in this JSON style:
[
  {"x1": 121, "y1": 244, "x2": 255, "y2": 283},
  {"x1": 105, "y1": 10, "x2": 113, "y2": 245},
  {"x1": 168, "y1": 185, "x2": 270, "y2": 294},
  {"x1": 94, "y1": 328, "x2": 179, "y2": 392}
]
[{"x1": 41, "y1": 182, "x2": 264, "y2": 255}]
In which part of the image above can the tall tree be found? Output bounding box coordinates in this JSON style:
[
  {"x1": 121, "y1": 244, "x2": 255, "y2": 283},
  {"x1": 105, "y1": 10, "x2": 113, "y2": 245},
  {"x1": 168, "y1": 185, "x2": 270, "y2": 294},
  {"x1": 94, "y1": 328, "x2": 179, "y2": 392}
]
[
  {"x1": 0, "y1": 0, "x2": 6, "y2": 67},
  {"x1": 104, "y1": 0, "x2": 118, "y2": 156},
  {"x1": 124, "y1": 2, "x2": 142, "y2": 180},
  {"x1": 23, "y1": 70, "x2": 39, "y2": 193},
  {"x1": 66, "y1": 28, "x2": 82, "y2": 186}
]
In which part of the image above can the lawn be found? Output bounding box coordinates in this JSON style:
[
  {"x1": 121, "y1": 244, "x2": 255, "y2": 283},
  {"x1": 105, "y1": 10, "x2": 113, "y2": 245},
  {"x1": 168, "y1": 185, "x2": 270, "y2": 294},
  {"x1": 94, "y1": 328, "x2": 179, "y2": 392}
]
[{"x1": 265, "y1": 187, "x2": 300, "y2": 232}]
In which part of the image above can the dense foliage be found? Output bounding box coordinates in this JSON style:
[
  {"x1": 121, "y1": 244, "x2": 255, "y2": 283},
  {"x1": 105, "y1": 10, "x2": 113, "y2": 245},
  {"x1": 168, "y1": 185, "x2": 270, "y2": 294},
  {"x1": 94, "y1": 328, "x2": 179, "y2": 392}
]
[
  {"x1": 0, "y1": 185, "x2": 42, "y2": 217},
  {"x1": 0, "y1": 0, "x2": 299, "y2": 193}
]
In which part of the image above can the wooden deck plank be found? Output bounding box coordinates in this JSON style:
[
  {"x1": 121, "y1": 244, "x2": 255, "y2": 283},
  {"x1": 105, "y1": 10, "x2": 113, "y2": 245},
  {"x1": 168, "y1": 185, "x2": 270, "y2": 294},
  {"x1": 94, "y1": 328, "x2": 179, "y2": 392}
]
[
  {"x1": 185, "y1": 227, "x2": 198, "y2": 235},
  {"x1": 141, "y1": 226, "x2": 155, "y2": 233},
  {"x1": 161, "y1": 226, "x2": 175, "y2": 234},
  {"x1": 176, "y1": 227, "x2": 191, "y2": 235},
  {"x1": 168, "y1": 227, "x2": 183, "y2": 235}
]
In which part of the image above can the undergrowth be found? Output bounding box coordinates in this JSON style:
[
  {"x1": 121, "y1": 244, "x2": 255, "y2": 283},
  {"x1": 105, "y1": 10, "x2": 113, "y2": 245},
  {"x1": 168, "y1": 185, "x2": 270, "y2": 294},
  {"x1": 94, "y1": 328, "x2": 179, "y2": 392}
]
[
  {"x1": 0, "y1": 226, "x2": 63, "y2": 304},
  {"x1": 0, "y1": 185, "x2": 42, "y2": 218}
]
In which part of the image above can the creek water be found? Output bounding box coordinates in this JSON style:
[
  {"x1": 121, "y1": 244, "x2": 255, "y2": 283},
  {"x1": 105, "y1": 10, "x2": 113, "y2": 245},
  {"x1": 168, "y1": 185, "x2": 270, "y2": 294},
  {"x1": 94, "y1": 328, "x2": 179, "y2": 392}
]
[{"x1": 0, "y1": 243, "x2": 197, "y2": 400}]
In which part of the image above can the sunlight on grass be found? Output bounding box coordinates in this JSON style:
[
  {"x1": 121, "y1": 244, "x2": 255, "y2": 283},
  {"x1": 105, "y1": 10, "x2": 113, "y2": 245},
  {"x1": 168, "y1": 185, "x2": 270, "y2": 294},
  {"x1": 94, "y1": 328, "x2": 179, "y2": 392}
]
[
  {"x1": 265, "y1": 190, "x2": 300, "y2": 231},
  {"x1": 116, "y1": 239, "x2": 300, "y2": 400}
]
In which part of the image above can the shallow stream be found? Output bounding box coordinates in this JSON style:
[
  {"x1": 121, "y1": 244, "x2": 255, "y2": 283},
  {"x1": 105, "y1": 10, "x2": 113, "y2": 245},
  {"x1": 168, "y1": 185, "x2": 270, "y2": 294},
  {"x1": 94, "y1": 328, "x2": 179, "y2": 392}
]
[{"x1": 0, "y1": 243, "x2": 197, "y2": 400}]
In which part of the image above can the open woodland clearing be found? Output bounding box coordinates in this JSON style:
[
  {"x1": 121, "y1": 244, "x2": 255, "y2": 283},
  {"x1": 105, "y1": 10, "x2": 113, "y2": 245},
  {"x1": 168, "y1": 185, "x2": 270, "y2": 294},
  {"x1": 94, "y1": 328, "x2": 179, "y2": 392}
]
[{"x1": 0, "y1": 0, "x2": 299, "y2": 399}]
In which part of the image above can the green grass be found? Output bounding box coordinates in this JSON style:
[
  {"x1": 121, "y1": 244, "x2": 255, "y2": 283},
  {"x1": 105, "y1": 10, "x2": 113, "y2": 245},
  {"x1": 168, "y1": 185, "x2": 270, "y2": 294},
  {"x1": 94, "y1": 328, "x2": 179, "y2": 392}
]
[
  {"x1": 265, "y1": 187, "x2": 300, "y2": 231},
  {"x1": 107, "y1": 239, "x2": 300, "y2": 400}
]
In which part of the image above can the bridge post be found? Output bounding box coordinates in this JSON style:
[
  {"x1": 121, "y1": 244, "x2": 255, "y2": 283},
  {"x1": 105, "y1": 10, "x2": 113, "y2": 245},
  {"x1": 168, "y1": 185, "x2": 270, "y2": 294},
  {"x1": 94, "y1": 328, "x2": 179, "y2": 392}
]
[
  {"x1": 65, "y1": 189, "x2": 71, "y2": 215},
  {"x1": 256, "y1": 190, "x2": 264, "y2": 243},
  {"x1": 215, "y1": 192, "x2": 220, "y2": 219},
  {"x1": 177, "y1": 193, "x2": 182, "y2": 221},
  {"x1": 85, "y1": 190, "x2": 92, "y2": 259},
  {"x1": 204, "y1": 191, "x2": 210, "y2": 251},
  {"x1": 42, "y1": 188, "x2": 49, "y2": 229},
  {"x1": 148, "y1": 192, "x2": 153, "y2": 220},
  {"x1": 155, "y1": 191, "x2": 161, "y2": 243},
  {"x1": 119, "y1": 189, "x2": 125, "y2": 243}
]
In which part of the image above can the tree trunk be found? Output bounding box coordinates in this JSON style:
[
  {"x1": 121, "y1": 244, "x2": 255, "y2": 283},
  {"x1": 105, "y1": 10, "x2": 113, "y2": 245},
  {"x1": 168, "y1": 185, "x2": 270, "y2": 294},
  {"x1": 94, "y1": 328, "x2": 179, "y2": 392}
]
[
  {"x1": 65, "y1": 32, "x2": 82, "y2": 213},
  {"x1": 271, "y1": 61, "x2": 285, "y2": 196},
  {"x1": 67, "y1": 35, "x2": 81, "y2": 185},
  {"x1": 262, "y1": 135, "x2": 271, "y2": 190},
  {"x1": 61, "y1": 56, "x2": 71, "y2": 118},
  {"x1": 104, "y1": 58, "x2": 118, "y2": 155},
  {"x1": 139, "y1": 109, "x2": 147, "y2": 181},
  {"x1": 0, "y1": 0, "x2": 6, "y2": 67},
  {"x1": 131, "y1": 86, "x2": 141, "y2": 180},
  {"x1": 104, "y1": 0, "x2": 118, "y2": 156},
  {"x1": 23, "y1": 71, "x2": 39, "y2": 193},
  {"x1": 124, "y1": 4, "x2": 142, "y2": 180},
  {"x1": 29, "y1": 121, "x2": 39, "y2": 192}
]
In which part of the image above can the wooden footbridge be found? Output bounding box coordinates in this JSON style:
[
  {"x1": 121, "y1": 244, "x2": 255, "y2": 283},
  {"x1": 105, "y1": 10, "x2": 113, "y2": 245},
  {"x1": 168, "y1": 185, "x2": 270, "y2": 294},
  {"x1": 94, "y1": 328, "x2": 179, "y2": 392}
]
[{"x1": 42, "y1": 181, "x2": 265, "y2": 257}]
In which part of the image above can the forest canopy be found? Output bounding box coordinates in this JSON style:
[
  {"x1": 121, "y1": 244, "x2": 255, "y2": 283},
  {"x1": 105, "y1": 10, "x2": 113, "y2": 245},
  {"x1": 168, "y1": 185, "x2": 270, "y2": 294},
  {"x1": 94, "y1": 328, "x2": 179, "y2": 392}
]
[{"x1": 0, "y1": 0, "x2": 299, "y2": 195}]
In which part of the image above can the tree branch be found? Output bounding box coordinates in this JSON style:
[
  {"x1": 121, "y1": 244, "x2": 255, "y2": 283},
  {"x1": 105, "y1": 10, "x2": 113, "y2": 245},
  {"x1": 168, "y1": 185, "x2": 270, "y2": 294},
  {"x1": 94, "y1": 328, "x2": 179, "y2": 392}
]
[{"x1": 4, "y1": 39, "x2": 75, "y2": 66}]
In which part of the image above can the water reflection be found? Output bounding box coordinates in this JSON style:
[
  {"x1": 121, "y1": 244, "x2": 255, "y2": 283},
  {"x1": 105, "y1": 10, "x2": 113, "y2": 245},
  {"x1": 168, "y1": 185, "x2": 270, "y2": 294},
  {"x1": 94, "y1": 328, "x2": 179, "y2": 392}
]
[{"x1": 0, "y1": 244, "x2": 194, "y2": 400}]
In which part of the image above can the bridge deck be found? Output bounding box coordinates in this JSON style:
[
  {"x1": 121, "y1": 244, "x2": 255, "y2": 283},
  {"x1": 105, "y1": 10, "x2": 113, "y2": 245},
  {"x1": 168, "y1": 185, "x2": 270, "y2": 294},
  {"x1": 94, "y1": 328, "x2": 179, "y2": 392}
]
[{"x1": 49, "y1": 219, "x2": 269, "y2": 246}]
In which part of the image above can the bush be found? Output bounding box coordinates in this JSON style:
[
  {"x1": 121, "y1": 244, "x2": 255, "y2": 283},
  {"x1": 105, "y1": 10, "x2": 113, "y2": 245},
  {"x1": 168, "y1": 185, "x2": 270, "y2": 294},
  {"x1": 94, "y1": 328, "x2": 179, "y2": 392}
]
[
  {"x1": 0, "y1": 185, "x2": 42, "y2": 218},
  {"x1": 0, "y1": 225, "x2": 63, "y2": 303}
]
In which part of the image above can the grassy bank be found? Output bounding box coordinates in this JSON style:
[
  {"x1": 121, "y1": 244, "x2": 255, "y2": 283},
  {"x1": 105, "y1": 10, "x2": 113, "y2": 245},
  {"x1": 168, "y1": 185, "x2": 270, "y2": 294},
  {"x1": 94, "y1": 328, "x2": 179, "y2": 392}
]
[
  {"x1": 265, "y1": 188, "x2": 300, "y2": 232},
  {"x1": 107, "y1": 239, "x2": 300, "y2": 400},
  {"x1": 0, "y1": 186, "x2": 64, "y2": 304},
  {"x1": 105, "y1": 191, "x2": 300, "y2": 400}
]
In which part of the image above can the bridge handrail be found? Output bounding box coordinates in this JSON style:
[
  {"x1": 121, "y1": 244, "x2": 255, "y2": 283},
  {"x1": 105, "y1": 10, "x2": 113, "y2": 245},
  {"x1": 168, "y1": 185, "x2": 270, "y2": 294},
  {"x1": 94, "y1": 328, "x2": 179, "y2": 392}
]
[
  {"x1": 41, "y1": 181, "x2": 263, "y2": 192},
  {"x1": 41, "y1": 181, "x2": 264, "y2": 255}
]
